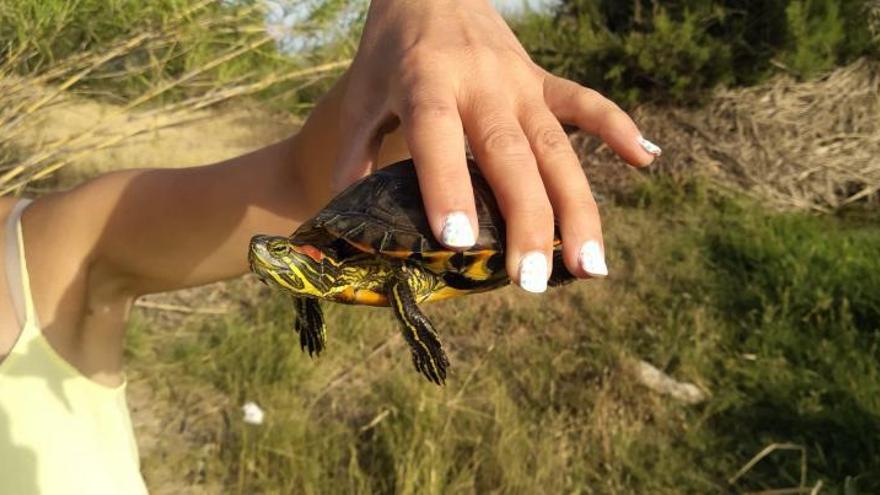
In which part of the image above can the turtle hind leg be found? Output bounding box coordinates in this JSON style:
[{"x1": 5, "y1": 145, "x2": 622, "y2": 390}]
[
  {"x1": 388, "y1": 270, "x2": 449, "y2": 385},
  {"x1": 293, "y1": 297, "x2": 326, "y2": 356}
]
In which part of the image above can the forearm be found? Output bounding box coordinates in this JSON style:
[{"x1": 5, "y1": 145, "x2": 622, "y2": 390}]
[
  {"x1": 87, "y1": 137, "x2": 313, "y2": 294},
  {"x1": 29, "y1": 81, "x2": 352, "y2": 298}
]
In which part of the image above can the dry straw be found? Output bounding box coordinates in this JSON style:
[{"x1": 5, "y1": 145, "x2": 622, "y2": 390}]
[
  {"x1": 0, "y1": 1, "x2": 351, "y2": 196},
  {"x1": 663, "y1": 59, "x2": 879, "y2": 213},
  {"x1": 578, "y1": 59, "x2": 880, "y2": 213}
]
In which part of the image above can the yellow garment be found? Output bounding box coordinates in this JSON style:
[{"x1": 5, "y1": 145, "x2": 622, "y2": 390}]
[{"x1": 0, "y1": 200, "x2": 148, "y2": 494}]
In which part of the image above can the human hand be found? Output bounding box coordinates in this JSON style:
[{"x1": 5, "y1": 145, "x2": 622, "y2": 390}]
[{"x1": 333, "y1": 0, "x2": 662, "y2": 293}]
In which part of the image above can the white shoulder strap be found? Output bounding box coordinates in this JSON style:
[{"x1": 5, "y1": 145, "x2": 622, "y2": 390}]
[{"x1": 5, "y1": 198, "x2": 33, "y2": 327}]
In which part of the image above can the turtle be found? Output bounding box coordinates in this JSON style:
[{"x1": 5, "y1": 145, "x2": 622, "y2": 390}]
[{"x1": 248, "y1": 158, "x2": 575, "y2": 385}]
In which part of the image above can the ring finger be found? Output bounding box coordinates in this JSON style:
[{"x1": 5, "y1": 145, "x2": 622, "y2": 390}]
[{"x1": 520, "y1": 101, "x2": 607, "y2": 280}]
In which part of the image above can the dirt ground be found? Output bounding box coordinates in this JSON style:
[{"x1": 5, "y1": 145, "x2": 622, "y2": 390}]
[{"x1": 11, "y1": 92, "x2": 297, "y2": 184}]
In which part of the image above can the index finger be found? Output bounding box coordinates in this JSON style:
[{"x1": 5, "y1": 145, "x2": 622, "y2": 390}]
[
  {"x1": 545, "y1": 75, "x2": 662, "y2": 167},
  {"x1": 394, "y1": 80, "x2": 478, "y2": 250}
]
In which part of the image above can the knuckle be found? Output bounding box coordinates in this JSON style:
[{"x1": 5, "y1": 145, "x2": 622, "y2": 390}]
[
  {"x1": 534, "y1": 125, "x2": 573, "y2": 158},
  {"x1": 596, "y1": 107, "x2": 632, "y2": 137},
  {"x1": 481, "y1": 122, "x2": 531, "y2": 157},
  {"x1": 577, "y1": 87, "x2": 619, "y2": 113},
  {"x1": 468, "y1": 48, "x2": 510, "y2": 81},
  {"x1": 576, "y1": 86, "x2": 604, "y2": 104},
  {"x1": 399, "y1": 92, "x2": 458, "y2": 123},
  {"x1": 467, "y1": 45, "x2": 499, "y2": 66},
  {"x1": 397, "y1": 46, "x2": 439, "y2": 81},
  {"x1": 581, "y1": 86, "x2": 604, "y2": 100},
  {"x1": 529, "y1": 61, "x2": 549, "y2": 78}
]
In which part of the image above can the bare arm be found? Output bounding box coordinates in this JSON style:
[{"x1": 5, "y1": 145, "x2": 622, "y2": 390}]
[
  {"x1": 23, "y1": 0, "x2": 658, "y2": 314},
  {"x1": 26, "y1": 75, "x2": 352, "y2": 299}
]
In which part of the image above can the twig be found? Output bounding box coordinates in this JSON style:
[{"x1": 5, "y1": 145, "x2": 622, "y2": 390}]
[
  {"x1": 134, "y1": 300, "x2": 229, "y2": 315},
  {"x1": 359, "y1": 409, "x2": 391, "y2": 433},
  {"x1": 729, "y1": 443, "x2": 808, "y2": 488}
]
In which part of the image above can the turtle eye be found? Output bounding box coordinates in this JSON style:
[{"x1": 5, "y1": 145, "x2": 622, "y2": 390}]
[{"x1": 268, "y1": 242, "x2": 289, "y2": 256}]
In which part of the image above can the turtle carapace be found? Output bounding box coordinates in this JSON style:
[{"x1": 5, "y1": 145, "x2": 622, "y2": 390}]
[{"x1": 248, "y1": 158, "x2": 575, "y2": 384}]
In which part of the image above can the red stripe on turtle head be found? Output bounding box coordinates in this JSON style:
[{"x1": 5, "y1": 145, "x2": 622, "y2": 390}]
[{"x1": 291, "y1": 244, "x2": 324, "y2": 262}]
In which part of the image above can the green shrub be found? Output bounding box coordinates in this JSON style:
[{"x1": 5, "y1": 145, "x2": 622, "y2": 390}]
[
  {"x1": 783, "y1": 0, "x2": 845, "y2": 77},
  {"x1": 512, "y1": 0, "x2": 879, "y2": 105}
]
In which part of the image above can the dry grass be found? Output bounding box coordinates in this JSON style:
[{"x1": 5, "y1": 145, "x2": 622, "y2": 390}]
[
  {"x1": 8, "y1": 92, "x2": 297, "y2": 185},
  {"x1": 579, "y1": 59, "x2": 880, "y2": 213},
  {"x1": 0, "y1": 0, "x2": 351, "y2": 195},
  {"x1": 872, "y1": 1, "x2": 880, "y2": 42},
  {"x1": 123, "y1": 192, "x2": 880, "y2": 493}
]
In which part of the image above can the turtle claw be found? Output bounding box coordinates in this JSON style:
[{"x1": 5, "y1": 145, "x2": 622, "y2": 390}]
[
  {"x1": 293, "y1": 298, "x2": 326, "y2": 357},
  {"x1": 411, "y1": 346, "x2": 448, "y2": 385},
  {"x1": 296, "y1": 320, "x2": 323, "y2": 356}
]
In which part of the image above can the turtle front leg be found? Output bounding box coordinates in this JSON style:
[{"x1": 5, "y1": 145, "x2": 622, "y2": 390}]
[
  {"x1": 388, "y1": 268, "x2": 450, "y2": 385},
  {"x1": 293, "y1": 297, "x2": 326, "y2": 356}
]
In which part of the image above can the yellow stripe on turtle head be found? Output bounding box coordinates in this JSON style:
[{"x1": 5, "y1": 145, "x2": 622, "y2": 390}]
[{"x1": 265, "y1": 258, "x2": 326, "y2": 298}]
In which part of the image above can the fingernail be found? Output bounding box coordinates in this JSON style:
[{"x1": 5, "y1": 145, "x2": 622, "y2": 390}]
[
  {"x1": 518, "y1": 251, "x2": 548, "y2": 293},
  {"x1": 578, "y1": 240, "x2": 608, "y2": 277},
  {"x1": 440, "y1": 212, "x2": 476, "y2": 248},
  {"x1": 637, "y1": 136, "x2": 662, "y2": 157}
]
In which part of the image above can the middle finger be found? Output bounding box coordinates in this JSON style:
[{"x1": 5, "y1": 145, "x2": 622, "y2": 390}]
[{"x1": 461, "y1": 92, "x2": 554, "y2": 293}]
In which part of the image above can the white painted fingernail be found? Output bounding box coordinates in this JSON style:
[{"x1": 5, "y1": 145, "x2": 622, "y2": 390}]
[
  {"x1": 441, "y1": 211, "x2": 476, "y2": 248},
  {"x1": 578, "y1": 240, "x2": 608, "y2": 277},
  {"x1": 518, "y1": 251, "x2": 548, "y2": 293},
  {"x1": 637, "y1": 136, "x2": 662, "y2": 157}
]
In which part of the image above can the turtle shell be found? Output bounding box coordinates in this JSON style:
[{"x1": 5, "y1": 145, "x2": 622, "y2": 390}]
[
  {"x1": 291, "y1": 158, "x2": 565, "y2": 282},
  {"x1": 295, "y1": 158, "x2": 505, "y2": 255}
]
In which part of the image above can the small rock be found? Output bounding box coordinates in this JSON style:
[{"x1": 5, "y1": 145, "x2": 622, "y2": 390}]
[
  {"x1": 634, "y1": 360, "x2": 708, "y2": 405},
  {"x1": 242, "y1": 401, "x2": 265, "y2": 425}
]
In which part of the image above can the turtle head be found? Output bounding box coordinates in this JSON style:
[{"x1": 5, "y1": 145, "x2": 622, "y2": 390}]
[{"x1": 248, "y1": 235, "x2": 331, "y2": 297}]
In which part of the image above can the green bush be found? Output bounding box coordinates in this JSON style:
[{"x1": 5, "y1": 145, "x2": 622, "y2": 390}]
[
  {"x1": 784, "y1": 0, "x2": 845, "y2": 77},
  {"x1": 512, "y1": 0, "x2": 879, "y2": 105}
]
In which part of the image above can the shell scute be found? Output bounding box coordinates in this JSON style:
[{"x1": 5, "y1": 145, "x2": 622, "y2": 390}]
[{"x1": 301, "y1": 159, "x2": 506, "y2": 262}]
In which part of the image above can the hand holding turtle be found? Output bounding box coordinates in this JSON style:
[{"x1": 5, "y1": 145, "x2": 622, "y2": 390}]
[{"x1": 333, "y1": 0, "x2": 662, "y2": 293}]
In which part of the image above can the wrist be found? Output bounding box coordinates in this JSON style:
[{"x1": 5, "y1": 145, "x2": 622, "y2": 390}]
[{"x1": 286, "y1": 73, "x2": 349, "y2": 215}]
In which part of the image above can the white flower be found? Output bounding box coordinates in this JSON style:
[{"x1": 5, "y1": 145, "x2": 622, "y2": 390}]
[{"x1": 242, "y1": 401, "x2": 265, "y2": 425}]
